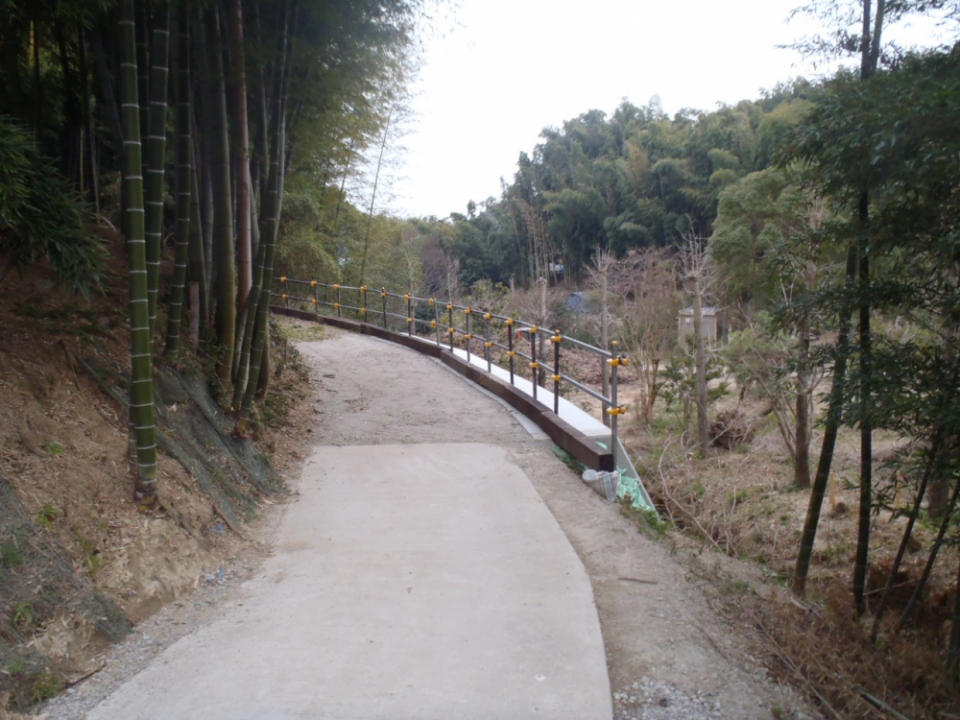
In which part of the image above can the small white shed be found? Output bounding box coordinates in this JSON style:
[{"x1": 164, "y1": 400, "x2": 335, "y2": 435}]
[{"x1": 678, "y1": 306, "x2": 726, "y2": 345}]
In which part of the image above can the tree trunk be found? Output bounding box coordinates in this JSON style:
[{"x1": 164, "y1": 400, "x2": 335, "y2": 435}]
[
  {"x1": 854, "y1": 194, "x2": 872, "y2": 616},
  {"x1": 795, "y1": 315, "x2": 811, "y2": 489},
  {"x1": 89, "y1": 27, "x2": 124, "y2": 160},
  {"x1": 693, "y1": 276, "x2": 709, "y2": 456},
  {"x1": 232, "y1": 216, "x2": 265, "y2": 407},
  {"x1": 226, "y1": 0, "x2": 252, "y2": 310},
  {"x1": 238, "y1": 117, "x2": 282, "y2": 427},
  {"x1": 188, "y1": 139, "x2": 208, "y2": 327},
  {"x1": 899, "y1": 466, "x2": 960, "y2": 630},
  {"x1": 237, "y1": 0, "x2": 289, "y2": 429},
  {"x1": 144, "y1": 2, "x2": 171, "y2": 340},
  {"x1": 793, "y1": 243, "x2": 858, "y2": 596},
  {"x1": 359, "y1": 113, "x2": 391, "y2": 287},
  {"x1": 204, "y1": 4, "x2": 236, "y2": 377},
  {"x1": 119, "y1": 0, "x2": 158, "y2": 506},
  {"x1": 250, "y1": 0, "x2": 269, "y2": 203},
  {"x1": 54, "y1": 20, "x2": 81, "y2": 183},
  {"x1": 870, "y1": 436, "x2": 941, "y2": 640},
  {"x1": 165, "y1": 0, "x2": 192, "y2": 356},
  {"x1": 135, "y1": 0, "x2": 150, "y2": 177}
]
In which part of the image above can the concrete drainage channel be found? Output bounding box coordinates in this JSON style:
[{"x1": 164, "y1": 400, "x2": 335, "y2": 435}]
[{"x1": 269, "y1": 290, "x2": 655, "y2": 513}]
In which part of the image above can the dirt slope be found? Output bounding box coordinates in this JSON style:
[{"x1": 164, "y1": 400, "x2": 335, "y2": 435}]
[{"x1": 0, "y1": 261, "x2": 304, "y2": 715}]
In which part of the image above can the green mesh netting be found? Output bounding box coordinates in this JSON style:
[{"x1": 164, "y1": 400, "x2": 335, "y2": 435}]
[{"x1": 81, "y1": 359, "x2": 284, "y2": 527}]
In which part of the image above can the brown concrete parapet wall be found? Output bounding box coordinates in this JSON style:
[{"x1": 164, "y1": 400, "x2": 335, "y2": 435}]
[{"x1": 269, "y1": 305, "x2": 614, "y2": 471}]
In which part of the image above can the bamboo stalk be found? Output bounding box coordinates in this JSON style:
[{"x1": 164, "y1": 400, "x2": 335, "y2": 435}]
[
  {"x1": 145, "y1": 1, "x2": 171, "y2": 340},
  {"x1": 204, "y1": 3, "x2": 236, "y2": 377},
  {"x1": 165, "y1": 0, "x2": 192, "y2": 355},
  {"x1": 120, "y1": 0, "x2": 158, "y2": 506}
]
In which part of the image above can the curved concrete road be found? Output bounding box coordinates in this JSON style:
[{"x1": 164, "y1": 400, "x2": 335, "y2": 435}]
[{"x1": 87, "y1": 332, "x2": 612, "y2": 719}]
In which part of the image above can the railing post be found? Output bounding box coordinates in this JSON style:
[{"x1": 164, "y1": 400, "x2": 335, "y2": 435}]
[
  {"x1": 465, "y1": 308, "x2": 472, "y2": 361},
  {"x1": 529, "y1": 326, "x2": 538, "y2": 402},
  {"x1": 406, "y1": 295, "x2": 412, "y2": 336},
  {"x1": 540, "y1": 331, "x2": 548, "y2": 388},
  {"x1": 484, "y1": 313, "x2": 492, "y2": 372},
  {"x1": 448, "y1": 303, "x2": 454, "y2": 351},
  {"x1": 610, "y1": 354, "x2": 619, "y2": 473},
  {"x1": 507, "y1": 319, "x2": 515, "y2": 384},
  {"x1": 281, "y1": 276, "x2": 289, "y2": 308},
  {"x1": 335, "y1": 284, "x2": 341, "y2": 317},
  {"x1": 360, "y1": 286, "x2": 367, "y2": 322},
  {"x1": 381, "y1": 287, "x2": 387, "y2": 329},
  {"x1": 553, "y1": 329, "x2": 562, "y2": 415},
  {"x1": 312, "y1": 281, "x2": 319, "y2": 314},
  {"x1": 431, "y1": 299, "x2": 440, "y2": 345}
]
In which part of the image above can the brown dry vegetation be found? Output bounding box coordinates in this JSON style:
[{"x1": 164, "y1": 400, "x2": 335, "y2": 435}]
[
  {"x1": 616, "y1": 384, "x2": 960, "y2": 719},
  {"x1": 0, "y1": 235, "x2": 311, "y2": 714},
  {"x1": 502, "y1": 274, "x2": 960, "y2": 716},
  {"x1": 464, "y1": 283, "x2": 960, "y2": 717}
]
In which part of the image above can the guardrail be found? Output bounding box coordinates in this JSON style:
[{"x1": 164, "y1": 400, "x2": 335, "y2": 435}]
[{"x1": 272, "y1": 276, "x2": 633, "y2": 480}]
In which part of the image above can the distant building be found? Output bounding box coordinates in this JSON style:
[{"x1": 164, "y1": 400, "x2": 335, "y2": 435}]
[{"x1": 678, "y1": 306, "x2": 726, "y2": 345}]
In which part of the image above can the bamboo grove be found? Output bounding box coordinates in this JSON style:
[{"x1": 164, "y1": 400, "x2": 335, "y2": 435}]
[{"x1": 0, "y1": 0, "x2": 425, "y2": 504}]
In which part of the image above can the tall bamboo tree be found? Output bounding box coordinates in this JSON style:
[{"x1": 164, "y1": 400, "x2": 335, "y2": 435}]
[
  {"x1": 145, "y1": 1, "x2": 171, "y2": 339},
  {"x1": 119, "y1": 0, "x2": 158, "y2": 506},
  {"x1": 165, "y1": 0, "x2": 192, "y2": 355},
  {"x1": 237, "y1": 0, "x2": 289, "y2": 430},
  {"x1": 204, "y1": 3, "x2": 236, "y2": 376},
  {"x1": 238, "y1": 115, "x2": 283, "y2": 427},
  {"x1": 852, "y1": 0, "x2": 884, "y2": 615},
  {"x1": 227, "y1": 0, "x2": 252, "y2": 311},
  {"x1": 188, "y1": 135, "x2": 208, "y2": 325},
  {"x1": 791, "y1": 0, "x2": 885, "y2": 599},
  {"x1": 231, "y1": 213, "x2": 265, "y2": 408}
]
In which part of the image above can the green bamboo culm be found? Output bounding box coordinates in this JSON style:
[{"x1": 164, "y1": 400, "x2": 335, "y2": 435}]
[
  {"x1": 145, "y1": 2, "x2": 171, "y2": 340},
  {"x1": 237, "y1": 116, "x2": 282, "y2": 430},
  {"x1": 120, "y1": 0, "x2": 159, "y2": 506},
  {"x1": 236, "y1": 0, "x2": 289, "y2": 426},
  {"x1": 205, "y1": 3, "x2": 236, "y2": 377},
  {"x1": 792, "y1": 242, "x2": 858, "y2": 596},
  {"x1": 232, "y1": 224, "x2": 265, "y2": 408},
  {"x1": 237, "y1": 2, "x2": 288, "y2": 430},
  {"x1": 188, "y1": 141, "x2": 208, "y2": 326},
  {"x1": 164, "y1": 0, "x2": 192, "y2": 355}
]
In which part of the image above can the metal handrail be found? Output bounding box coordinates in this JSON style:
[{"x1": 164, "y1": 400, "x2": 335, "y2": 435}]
[{"x1": 273, "y1": 276, "x2": 629, "y2": 470}]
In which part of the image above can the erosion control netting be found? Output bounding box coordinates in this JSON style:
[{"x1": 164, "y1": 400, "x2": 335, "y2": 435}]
[
  {"x1": 0, "y1": 474, "x2": 130, "y2": 709},
  {"x1": 81, "y1": 359, "x2": 284, "y2": 528}
]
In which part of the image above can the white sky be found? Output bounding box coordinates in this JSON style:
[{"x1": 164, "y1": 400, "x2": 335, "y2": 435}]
[{"x1": 382, "y1": 0, "x2": 954, "y2": 219}]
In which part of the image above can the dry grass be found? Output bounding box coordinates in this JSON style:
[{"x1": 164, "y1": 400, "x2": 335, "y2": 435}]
[
  {"x1": 480, "y1": 291, "x2": 960, "y2": 716},
  {"x1": 740, "y1": 586, "x2": 957, "y2": 719},
  {"x1": 0, "y1": 237, "x2": 314, "y2": 713},
  {"x1": 604, "y1": 383, "x2": 960, "y2": 719}
]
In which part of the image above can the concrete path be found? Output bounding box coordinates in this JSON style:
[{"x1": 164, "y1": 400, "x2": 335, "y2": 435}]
[{"x1": 86, "y1": 341, "x2": 612, "y2": 718}]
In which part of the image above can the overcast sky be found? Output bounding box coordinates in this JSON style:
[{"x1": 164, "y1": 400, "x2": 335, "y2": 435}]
[{"x1": 380, "y1": 0, "x2": 951, "y2": 220}]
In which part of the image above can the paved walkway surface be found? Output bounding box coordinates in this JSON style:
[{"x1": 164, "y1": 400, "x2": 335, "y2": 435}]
[{"x1": 86, "y1": 336, "x2": 612, "y2": 719}]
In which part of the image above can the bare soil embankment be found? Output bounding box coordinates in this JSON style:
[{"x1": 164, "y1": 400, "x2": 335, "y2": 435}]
[{"x1": 0, "y1": 259, "x2": 310, "y2": 717}]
